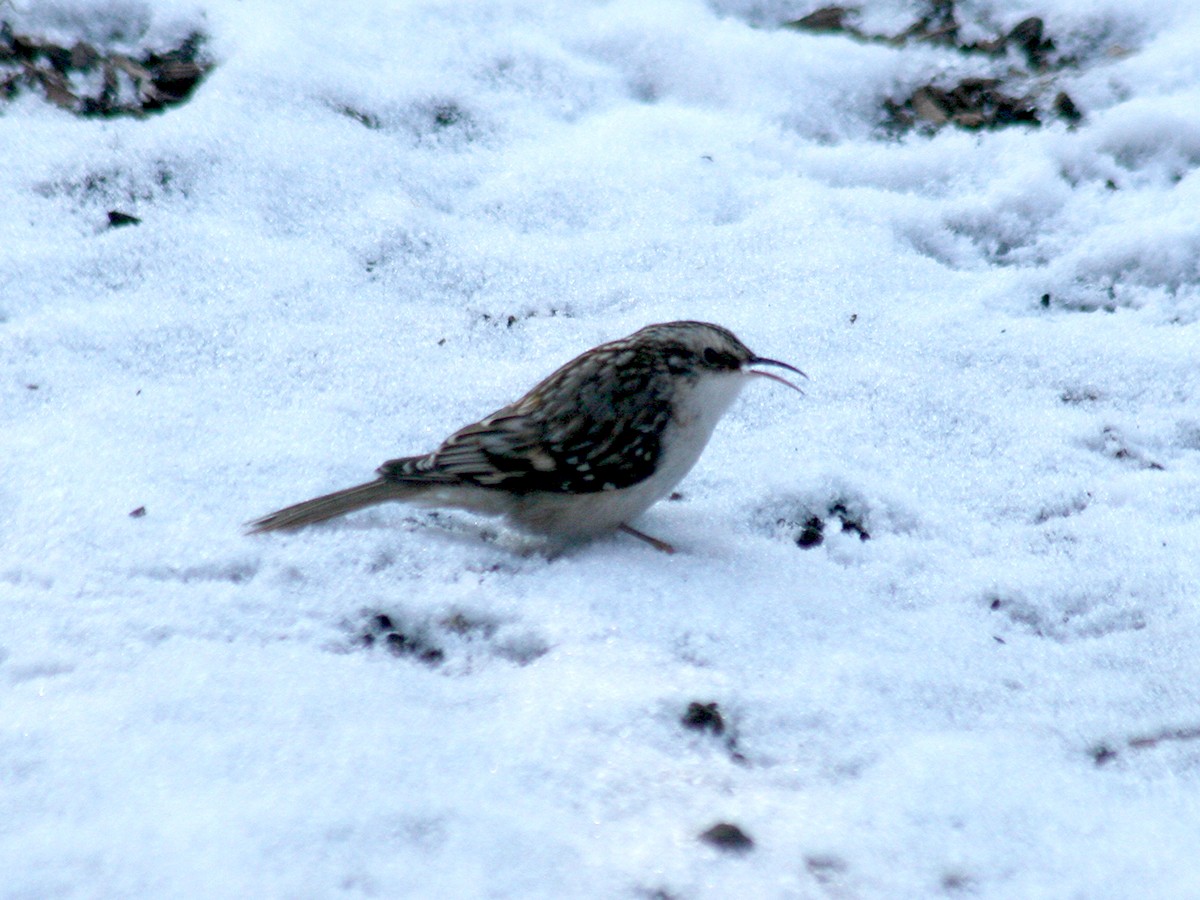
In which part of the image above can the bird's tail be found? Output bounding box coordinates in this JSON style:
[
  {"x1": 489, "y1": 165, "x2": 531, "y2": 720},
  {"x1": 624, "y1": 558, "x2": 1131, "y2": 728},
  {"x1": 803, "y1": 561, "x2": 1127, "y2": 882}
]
[{"x1": 246, "y1": 479, "x2": 419, "y2": 534}]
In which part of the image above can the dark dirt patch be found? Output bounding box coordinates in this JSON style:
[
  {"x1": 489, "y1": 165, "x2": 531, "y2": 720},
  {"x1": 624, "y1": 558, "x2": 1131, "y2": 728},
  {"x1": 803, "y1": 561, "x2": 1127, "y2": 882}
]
[
  {"x1": 785, "y1": 4, "x2": 1055, "y2": 68},
  {"x1": 699, "y1": 822, "x2": 754, "y2": 853},
  {"x1": 682, "y1": 701, "x2": 726, "y2": 736},
  {"x1": 680, "y1": 700, "x2": 747, "y2": 763},
  {"x1": 355, "y1": 607, "x2": 549, "y2": 670},
  {"x1": 886, "y1": 78, "x2": 1041, "y2": 133},
  {"x1": 107, "y1": 210, "x2": 142, "y2": 228},
  {"x1": 360, "y1": 612, "x2": 446, "y2": 667},
  {"x1": 0, "y1": 23, "x2": 212, "y2": 117},
  {"x1": 785, "y1": 2, "x2": 1085, "y2": 134},
  {"x1": 1093, "y1": 725, "x2": 1200, "y2": 766},
  {"x1": 782, "y1": 501, "x2": 871, "y2": 549}
]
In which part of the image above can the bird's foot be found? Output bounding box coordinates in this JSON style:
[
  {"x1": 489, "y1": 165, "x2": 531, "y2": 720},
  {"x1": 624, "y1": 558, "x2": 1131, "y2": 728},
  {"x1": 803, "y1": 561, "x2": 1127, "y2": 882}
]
[{"x1": 619, "y1": 523, "x2": 676, "y2": 554}]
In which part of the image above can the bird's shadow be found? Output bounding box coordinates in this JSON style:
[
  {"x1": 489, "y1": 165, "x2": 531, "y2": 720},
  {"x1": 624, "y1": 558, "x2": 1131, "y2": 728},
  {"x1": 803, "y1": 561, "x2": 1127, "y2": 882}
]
[{"x1": 252, "y1": 507, "x2": 671, "y2": 561}]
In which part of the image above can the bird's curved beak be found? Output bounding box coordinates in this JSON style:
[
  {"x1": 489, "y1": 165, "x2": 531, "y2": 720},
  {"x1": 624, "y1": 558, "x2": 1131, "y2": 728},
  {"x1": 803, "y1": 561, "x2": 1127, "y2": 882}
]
[{"x1": 745, "y1": 356, "x2": 808, "y2": 393}]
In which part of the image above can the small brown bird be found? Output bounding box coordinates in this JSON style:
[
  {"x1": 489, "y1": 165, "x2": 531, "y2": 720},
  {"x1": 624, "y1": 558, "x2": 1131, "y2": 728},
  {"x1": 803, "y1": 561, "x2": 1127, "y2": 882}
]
[{"x1": 247, "y1": 321, "x2": 804, "y2": 552}]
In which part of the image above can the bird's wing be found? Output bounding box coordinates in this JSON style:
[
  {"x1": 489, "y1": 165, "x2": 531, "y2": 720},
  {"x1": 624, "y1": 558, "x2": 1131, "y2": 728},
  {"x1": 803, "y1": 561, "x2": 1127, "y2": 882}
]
[{"x1": 379, "y1": 354, "x2": 672, "y2": 494}]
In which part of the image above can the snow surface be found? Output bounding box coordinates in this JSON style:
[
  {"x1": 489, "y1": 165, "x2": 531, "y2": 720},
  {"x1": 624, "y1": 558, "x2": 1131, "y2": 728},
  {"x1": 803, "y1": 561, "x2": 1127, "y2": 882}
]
[{"x1": 4, "y1": 0, "x2": 1200, "y2": 896}]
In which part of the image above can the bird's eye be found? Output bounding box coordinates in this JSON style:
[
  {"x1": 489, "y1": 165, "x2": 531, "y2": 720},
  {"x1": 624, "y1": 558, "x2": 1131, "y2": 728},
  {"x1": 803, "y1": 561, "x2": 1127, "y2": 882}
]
[{"x1": 703, "y1": 347, "x2": 729, "y2": 368}]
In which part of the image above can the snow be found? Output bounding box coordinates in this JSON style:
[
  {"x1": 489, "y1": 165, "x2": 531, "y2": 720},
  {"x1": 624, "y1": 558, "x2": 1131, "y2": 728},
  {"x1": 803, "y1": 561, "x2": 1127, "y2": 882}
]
[{"x1": 3, "y1": 0, "x2": 1200, "y2": 896}]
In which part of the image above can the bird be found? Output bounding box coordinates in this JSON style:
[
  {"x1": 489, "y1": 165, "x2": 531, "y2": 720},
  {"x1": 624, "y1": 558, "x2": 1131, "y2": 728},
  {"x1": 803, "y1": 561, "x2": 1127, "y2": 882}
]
[{"x1": 246, "y1": 320, "x2": 804, "y2": 553}]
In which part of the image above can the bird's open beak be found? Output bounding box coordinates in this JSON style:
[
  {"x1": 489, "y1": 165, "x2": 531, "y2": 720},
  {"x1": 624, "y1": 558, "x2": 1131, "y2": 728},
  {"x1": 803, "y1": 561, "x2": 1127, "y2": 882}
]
[{"x1": 745, "y1": 356, "x2": 808, "y2": 393}]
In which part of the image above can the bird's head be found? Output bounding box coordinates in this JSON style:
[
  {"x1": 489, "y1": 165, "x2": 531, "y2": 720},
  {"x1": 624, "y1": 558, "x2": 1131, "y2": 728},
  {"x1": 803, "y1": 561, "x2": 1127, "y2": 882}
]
[{"x1": 633, "y1": 320, "x2": 807, "y2": 393}]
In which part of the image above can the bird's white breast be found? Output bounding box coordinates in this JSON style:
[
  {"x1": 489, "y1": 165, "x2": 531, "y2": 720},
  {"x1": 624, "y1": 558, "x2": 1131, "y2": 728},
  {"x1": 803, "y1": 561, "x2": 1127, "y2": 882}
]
[
  {"x1": 650, "y1": 370, "x2": 748, "y2": 498},
  {"x1": 507, "y1": 371, "x2": 748, "y2": 537}
]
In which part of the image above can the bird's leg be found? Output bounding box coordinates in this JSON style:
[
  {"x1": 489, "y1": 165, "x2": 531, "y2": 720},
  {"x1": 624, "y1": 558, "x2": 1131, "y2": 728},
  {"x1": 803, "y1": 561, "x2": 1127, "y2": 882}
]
[{"x1": 619, "y1": 523, "x2": 676, "y2": 554}]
